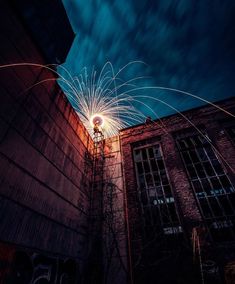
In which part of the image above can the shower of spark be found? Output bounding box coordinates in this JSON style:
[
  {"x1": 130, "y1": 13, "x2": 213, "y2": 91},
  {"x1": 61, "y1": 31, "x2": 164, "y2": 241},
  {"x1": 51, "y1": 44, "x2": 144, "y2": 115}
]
[
  {"x1": 56, "y1": 61, "x2": 235, "y2": 173},
  {"x1": 57, "y1": 61, "x2": 235, "y2": 140},
  {"x1": 57, "y1": 61, "x2": 147, "y2": 137},
  {"x1": 0, "y1": 61, "x2": 234, "y2": 151}
]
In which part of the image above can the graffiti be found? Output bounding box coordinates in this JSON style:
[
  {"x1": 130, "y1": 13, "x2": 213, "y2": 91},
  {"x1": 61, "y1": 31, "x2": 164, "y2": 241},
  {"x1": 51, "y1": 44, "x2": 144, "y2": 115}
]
[
  {"x1": 225, "y1": 261, "x2": 235, "y2": 284},
  {"x1": 0, "y1": 244, "x2": 78, "y2": 284},
  {"x1": 0, "y1": 244, "x2": 15, "y2": 283}
]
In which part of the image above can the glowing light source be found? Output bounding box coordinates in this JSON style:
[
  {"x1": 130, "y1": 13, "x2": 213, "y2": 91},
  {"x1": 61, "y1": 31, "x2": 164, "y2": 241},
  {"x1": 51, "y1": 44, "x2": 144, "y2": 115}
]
[{"x1": 90, "y1": 114, "x2": 105, "y2": 128}]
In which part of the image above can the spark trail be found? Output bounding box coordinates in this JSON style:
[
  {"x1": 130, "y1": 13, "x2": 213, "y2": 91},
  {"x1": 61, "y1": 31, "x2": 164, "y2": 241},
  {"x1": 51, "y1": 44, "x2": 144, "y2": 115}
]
[
  {"x1": 56, "y1": 61, "x2": 235, "y2": 139},
  {"x1": 57, "y1": 61, "x2": 148, "y2": 137},
  {"x1": 0, "y1": 61, "x2": 234, "y2": 143}
]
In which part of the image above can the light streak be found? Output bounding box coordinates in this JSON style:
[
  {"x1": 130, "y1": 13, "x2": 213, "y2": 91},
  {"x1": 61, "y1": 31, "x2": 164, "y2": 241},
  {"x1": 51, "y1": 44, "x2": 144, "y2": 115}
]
[
  {"x1": 0, "y1": 61, "x2": 234, "y2": 143},
  {"x1": 57, "y1": 61, "x2": 147, "y2": 137}
]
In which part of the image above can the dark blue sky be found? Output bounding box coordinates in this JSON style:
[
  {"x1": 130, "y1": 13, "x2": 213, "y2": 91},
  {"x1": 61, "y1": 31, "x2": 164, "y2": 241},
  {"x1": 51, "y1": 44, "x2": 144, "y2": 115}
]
[{"x1": 61, "y1": 0, "x2": 235, "y2": 118}]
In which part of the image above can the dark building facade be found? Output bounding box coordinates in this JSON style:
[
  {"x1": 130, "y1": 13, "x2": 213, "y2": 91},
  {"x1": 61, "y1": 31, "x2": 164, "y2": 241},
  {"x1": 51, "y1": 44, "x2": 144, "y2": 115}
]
[
  {"x1": 120, "y1": 98, "x2": 235, "y2": 284},
  {"x1": 0, "y1": 1, "x2": 235, "y2": 284},
  {"x1": 0, "y1": 1, "x2": 93, "y2": 283},
  {"x1": 9, "y1": 0, "x2": 75, "y2": 64}
]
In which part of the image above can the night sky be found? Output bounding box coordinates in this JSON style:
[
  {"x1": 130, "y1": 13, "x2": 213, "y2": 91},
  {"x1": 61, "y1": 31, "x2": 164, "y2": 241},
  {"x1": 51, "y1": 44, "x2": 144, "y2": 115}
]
[{"x1": 60, "y1": 0, "x2": 235, "y2": 119}]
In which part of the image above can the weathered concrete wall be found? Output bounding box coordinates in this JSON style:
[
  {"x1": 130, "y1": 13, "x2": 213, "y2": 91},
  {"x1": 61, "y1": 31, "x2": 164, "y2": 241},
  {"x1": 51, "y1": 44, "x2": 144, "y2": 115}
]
[
  {"x1": 0, "y1": 2, "x2": 93, "y2": 282},
  {"x1": 103, "y1": 135, "x2": 128, "y2": 284}
]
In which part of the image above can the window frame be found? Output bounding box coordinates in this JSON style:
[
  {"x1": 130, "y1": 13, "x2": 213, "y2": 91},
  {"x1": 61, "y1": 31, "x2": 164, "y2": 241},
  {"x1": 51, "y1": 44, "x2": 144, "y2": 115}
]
[
  {"x1": 133, "y1": 141, "x2": 182, "y2": 239},
  {"x1": 176, "y1": 131, "x2": 235, "y2": 241}
]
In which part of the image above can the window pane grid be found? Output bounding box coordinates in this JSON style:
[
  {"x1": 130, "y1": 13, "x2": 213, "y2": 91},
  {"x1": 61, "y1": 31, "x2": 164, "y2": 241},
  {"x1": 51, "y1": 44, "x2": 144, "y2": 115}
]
[
  {"x1": 177, "y1": 133, "x2": 235, "y2": 241},
  {"x1": 134, "y1": 144, "x2": 181, "y2": 240}
]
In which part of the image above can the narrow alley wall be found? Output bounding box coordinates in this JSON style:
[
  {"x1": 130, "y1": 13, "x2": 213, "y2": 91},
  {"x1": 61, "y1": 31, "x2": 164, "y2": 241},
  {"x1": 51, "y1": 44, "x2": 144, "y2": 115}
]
[{"x1": 0, "y1": 2, "x2": 93, "y2": 283}]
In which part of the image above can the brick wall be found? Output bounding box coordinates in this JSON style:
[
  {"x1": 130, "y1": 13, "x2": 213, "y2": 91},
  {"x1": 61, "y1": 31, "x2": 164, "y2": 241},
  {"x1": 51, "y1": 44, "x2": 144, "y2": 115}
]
[{"x1": 120, "y1": 97, "x2": 235, "y2": 282}]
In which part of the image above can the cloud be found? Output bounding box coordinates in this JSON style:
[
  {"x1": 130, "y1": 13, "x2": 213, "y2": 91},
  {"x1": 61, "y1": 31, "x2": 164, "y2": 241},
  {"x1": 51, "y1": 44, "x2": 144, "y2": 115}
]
[{"x1": 61, "y1": 0, "x2": 235, "y2": 119}]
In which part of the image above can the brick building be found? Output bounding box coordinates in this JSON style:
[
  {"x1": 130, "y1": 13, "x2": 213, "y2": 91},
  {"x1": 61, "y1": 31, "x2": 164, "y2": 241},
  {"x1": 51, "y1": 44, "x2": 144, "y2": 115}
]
[
  {"x1": 119, "y1": 98, "x2": 235, "y2": 284},
  {"x1": 0, "y1": 1, "x2": 235, "y2": 284}
]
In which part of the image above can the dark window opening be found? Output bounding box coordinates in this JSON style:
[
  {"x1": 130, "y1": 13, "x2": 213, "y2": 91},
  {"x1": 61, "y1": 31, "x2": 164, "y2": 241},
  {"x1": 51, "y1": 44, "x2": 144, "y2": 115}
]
[
  {"x1": 177, "y1": 133, "x2": 235, "y2": 242},
  {"x1": 133, "y1": 143, "x2": 182, "y2": 242}
]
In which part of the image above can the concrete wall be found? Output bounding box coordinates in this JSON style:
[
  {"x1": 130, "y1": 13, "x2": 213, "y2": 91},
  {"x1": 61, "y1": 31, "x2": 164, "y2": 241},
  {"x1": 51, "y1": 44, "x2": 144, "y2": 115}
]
[
  {"x1": 0, "y1": 2, "x2": 93, "y2": 283},
  {"x1": 103, "y1": 136, "x2": 128, "y2": 284}
]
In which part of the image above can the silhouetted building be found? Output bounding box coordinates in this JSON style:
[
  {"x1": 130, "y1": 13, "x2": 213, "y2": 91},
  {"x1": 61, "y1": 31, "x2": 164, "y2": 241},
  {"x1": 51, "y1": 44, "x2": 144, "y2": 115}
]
[{"x1": 10, "y1": 0, "x2": 75, "y2": 64}]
